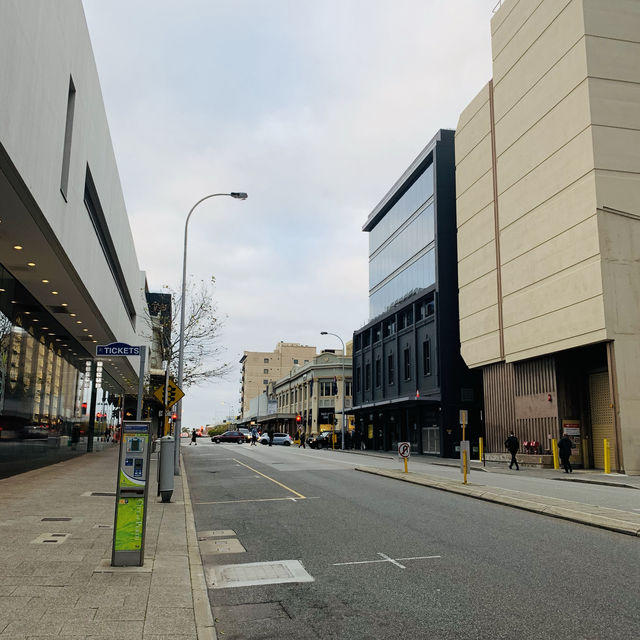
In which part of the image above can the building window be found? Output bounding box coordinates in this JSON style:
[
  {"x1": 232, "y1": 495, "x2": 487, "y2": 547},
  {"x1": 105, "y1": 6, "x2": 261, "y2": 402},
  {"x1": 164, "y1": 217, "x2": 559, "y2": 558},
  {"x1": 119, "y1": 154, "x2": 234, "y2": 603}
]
[
  {"x1": 345, "y1": 381, "x2": 352, "y2": 397},
  {"x1": 422, "y1": 339, "x2": 431, "y2": 376},
  {"x1": 383, "y1": 318, "x2": 396, "y2": 338},
  {"x1": 264, "y1": 358, "x2": 269, "y2": 363},
  {"x1": 387, "y1": 353, "x2": 395, "y2": 384},
  {"x1": 320, "y1": 381, "x2": 333, "y2": 396},
  {"x1": 60, "y1": 77, "x2": 76, "y2": 200},
  {"x1": 373, "y1": 326, "x2": 381, "y2": 343},
  {"x1": 263, "y1": 368, "x2": 268, "y2": 374},
  {"x1": 362, "y1": 331, "x2": 370, "y2": 348},
  {"x1": 403, "y1": 348, "x2": 411, "y2": 380},
  {"x1": 293, "y1": 359, "x2": 299, "y2": 364},
  {"x1": 365, "y1": 363, "x2": 371, "y2": 390},
  {"x1": 84, "y1": 167, "x2": 137, "y2": 325},
  {"x1": 304, "y1": 359, "x2": 309, "y2": 363},
  {"x1": 356, "y1": 366, "x2": 361, "y2": 392},
  {"x1": 263, "y1": 379, "x2": 268, "y2": 384},
  {"x1": 375, "y1": 358, "x2": 381, "y2": 387}
]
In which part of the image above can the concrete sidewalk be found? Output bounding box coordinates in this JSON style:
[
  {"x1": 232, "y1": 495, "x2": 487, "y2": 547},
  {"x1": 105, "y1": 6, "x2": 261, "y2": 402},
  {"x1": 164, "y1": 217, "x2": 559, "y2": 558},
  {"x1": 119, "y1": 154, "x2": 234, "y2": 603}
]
[
  {"x1": 0, "y1": 446, "x2": 214, "y2": 640},
  {"x1": 340, "y1": 449, "x2": 640, "y2": 537}
]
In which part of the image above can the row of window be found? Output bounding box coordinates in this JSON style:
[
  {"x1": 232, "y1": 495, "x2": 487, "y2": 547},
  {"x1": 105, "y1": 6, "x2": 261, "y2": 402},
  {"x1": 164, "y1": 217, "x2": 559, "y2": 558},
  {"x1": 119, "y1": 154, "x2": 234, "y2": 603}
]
[
  {"x1": 276, "y1": 380, "x2": 353, "y2": 408},
  {"x1": 356, "y1": 295, "x2": 435, "y2": 351},
  {"x1": 355, "y1": 339, "x2": 431, "y2": 393}
]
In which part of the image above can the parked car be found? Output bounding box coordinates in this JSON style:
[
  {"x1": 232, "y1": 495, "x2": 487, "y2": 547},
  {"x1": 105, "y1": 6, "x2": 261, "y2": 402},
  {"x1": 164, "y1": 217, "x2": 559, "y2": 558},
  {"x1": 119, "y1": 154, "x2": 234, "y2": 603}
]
[
  {"x1": 308, "y1": 430, "x2": 340, "y2": 449},
  {"x1": 258, "y1": 432, "x2": 293, "y2": 446},
  {"x1": 211, "y1": 430, "x2": 246, "y2": 444}
]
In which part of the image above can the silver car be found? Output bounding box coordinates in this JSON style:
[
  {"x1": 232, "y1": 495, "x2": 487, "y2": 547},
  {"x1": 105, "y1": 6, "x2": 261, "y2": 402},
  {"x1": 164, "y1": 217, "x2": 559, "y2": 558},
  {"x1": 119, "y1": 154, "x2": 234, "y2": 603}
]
[{"x1": 258, "y1": 432, "x2": 293, "y2": 446}]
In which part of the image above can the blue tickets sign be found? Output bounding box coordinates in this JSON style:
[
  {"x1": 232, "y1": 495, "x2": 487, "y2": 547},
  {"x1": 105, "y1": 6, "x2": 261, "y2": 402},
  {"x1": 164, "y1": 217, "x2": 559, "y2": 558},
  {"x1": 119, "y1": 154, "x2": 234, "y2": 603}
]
[{"x1": 96, "y1": 342, "x2": 141, "y2": 356}]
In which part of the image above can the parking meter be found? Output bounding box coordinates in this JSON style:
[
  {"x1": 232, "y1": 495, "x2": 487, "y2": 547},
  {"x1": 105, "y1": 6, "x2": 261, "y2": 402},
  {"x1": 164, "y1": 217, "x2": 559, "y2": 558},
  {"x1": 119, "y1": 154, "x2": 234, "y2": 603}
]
[{"x1": 112, "y1": 421, "x2": 151, "y2": 566}]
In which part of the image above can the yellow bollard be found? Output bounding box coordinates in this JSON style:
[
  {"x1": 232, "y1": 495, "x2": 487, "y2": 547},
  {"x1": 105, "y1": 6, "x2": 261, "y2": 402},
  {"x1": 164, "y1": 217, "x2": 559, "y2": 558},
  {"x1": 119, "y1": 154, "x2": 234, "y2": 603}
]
[
  {"x1": 604, "y1": 438, "x2": 611, "y2": 474},
  {"x1": 551, "y1": 438, "x2": 559, "y2": 470},
  {"x1": 463, "y1": 450, "x2": 468, "y2": 485},
  {"x1": 404, "y1": 457, "x2": 408, "y2": 474},
  {"x1": 479, "y1": 437, "x2": 483, "y2": 463}
]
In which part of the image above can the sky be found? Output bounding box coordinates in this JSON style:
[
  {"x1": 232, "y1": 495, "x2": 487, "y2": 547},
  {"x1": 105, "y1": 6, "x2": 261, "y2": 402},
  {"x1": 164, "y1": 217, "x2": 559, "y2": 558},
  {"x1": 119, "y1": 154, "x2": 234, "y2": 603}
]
[{"x1": 82, "y1": 0, "x2": 497, "y2": 428}]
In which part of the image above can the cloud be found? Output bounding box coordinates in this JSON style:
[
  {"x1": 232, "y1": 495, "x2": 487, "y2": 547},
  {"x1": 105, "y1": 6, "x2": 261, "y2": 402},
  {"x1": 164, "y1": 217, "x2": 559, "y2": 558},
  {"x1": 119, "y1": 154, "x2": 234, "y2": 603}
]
[{"x1": 83, "y1": 0, "x2": 496, "y2": 425}]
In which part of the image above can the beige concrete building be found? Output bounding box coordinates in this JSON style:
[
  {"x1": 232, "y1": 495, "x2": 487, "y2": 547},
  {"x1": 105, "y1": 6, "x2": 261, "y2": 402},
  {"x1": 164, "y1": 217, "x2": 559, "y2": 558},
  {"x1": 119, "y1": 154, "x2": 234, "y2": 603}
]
[
  {"x1": 239, "y1": 342, "x2": 316, "y2": 416},
  {"x1": 455, "y1": 0, "x2": 640, "y2": 473},
  {"x1": 274, "y1": 347, "x2": 353, "y2": 435}
]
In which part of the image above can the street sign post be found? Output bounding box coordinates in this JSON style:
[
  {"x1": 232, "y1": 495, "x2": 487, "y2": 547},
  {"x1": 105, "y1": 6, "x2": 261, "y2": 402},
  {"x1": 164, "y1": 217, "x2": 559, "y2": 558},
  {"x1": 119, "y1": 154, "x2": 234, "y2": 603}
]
[
  {"x1": 398, "y1": 441, "x2": 410, "y2": 473},
  {"x1": 153, "y1": 379, "x2": 184, "y2": 409}
]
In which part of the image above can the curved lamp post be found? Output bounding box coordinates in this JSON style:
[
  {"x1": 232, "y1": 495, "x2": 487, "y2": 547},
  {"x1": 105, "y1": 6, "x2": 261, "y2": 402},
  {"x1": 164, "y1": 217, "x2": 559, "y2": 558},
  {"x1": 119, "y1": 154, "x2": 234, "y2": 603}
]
[
  {"x1": 174, "y1": 192, "x2": 248, "y2": 473},
  {"x1": 320, "y1": 331, "x2": 346, "y2": 450}
]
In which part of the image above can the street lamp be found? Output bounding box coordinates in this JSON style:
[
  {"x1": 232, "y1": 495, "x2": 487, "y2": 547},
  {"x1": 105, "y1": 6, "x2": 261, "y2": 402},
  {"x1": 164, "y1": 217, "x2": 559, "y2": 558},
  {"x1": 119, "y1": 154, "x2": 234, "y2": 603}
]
[
  {"x1": 320, "y1": 331, "x2": 346, "y2": 450},
  {"x1": 174, "y1": 192, "x2": 248, "y2": 473}
]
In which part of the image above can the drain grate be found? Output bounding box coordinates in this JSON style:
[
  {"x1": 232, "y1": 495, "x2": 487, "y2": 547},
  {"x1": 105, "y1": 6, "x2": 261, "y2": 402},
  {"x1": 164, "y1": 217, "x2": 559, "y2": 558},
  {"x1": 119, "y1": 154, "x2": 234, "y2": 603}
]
[
  {"x1": 41, "y1": 517, "x2": 72, "y2": 522},
  {"x1": 31, "y1": 533, "x2": 71, "y2": 545},
  {"x1": 92, "y1": 492, "x2": 116, "y2": 497},
  {"x1": 93, "y1": 524, "x2": 113, "y2": 529}
]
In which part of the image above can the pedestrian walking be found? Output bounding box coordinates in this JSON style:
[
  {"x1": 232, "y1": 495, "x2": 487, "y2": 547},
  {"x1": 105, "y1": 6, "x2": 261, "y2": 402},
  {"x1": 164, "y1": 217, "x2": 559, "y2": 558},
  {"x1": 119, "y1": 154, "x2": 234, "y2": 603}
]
[
  {"x1": 504, "y1": 431, "x2": 519, "y2": 470},
  {"x1": 250, "y1": 426, "x2": 258, "y2": 446},
  {"x1": 298, "y1": 430, "x2": 306, "y2": 448},
  {"x1": 558, "y1": 433, "x2": 574, "y2": 473},
  {"x1": 268, "y1": 429, "x2": 274, "y2": 446},
  {"x1": 190, "y1": 428, "x2": 197, "y2": 445}
]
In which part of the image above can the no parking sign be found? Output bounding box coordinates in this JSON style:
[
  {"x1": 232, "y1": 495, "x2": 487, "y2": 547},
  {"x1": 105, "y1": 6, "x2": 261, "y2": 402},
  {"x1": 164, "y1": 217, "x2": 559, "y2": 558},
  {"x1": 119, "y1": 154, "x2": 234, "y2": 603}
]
[{"x1": 398, "y1": 442, "x2": 411, "y2": 458}]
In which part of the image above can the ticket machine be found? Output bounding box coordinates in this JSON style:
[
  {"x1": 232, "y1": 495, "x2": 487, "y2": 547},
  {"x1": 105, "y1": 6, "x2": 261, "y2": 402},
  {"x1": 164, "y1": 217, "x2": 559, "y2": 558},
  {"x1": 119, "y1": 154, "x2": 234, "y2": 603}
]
[{"x1": 112, "y1": 421, "x2": 152, "y2": 566}]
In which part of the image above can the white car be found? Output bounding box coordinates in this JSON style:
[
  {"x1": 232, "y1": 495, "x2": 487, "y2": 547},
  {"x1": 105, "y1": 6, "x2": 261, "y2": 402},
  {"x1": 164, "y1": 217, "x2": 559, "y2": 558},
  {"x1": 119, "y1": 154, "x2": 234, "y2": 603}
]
[{"x1": 258, "y1": 432, "x2": 293, "y2": 446}]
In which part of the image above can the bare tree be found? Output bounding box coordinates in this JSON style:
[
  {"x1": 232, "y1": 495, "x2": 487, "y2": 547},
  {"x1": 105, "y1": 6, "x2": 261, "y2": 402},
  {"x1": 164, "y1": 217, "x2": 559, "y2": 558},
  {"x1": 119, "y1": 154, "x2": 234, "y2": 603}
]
[{"x1": 147, "y1": 277, "x2": 229, "y2": 389}]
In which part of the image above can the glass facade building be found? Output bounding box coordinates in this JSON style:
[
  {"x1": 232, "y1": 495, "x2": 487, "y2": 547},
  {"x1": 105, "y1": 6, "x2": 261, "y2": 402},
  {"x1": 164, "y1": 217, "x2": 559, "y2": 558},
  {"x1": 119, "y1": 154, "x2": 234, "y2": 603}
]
[
  {"x1": 0, "y1": 264, "x2": 117, "y2": 478},
  {"x1": 368, "y1": 164, "x2": 435, "y2": 317}
]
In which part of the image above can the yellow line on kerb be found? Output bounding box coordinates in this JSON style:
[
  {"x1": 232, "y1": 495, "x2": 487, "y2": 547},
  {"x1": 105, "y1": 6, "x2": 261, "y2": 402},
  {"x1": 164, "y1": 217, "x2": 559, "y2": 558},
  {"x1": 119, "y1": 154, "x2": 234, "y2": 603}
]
[{"x1": 233, "y1": 459, "x2": 306, "y2": 499}]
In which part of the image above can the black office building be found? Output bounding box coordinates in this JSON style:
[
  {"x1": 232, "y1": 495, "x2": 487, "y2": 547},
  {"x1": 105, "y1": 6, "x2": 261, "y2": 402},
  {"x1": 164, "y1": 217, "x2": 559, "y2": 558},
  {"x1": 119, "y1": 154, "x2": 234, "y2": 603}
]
[{"x1": 352, "y1": 129, "x2": 482, "y2": 457}]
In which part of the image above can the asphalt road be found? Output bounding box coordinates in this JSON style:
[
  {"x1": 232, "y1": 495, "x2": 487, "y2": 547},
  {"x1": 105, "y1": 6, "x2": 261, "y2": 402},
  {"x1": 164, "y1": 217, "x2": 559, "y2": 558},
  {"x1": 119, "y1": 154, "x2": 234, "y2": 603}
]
[{"x1": 183, "y1": 440, "x2": 640, "y2": 640}]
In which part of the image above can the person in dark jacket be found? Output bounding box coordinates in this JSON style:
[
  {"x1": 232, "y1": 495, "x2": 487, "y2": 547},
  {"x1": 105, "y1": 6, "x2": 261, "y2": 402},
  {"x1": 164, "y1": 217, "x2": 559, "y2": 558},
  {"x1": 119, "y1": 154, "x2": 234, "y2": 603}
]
[
  {"x1": 557, "y1": 434, "x2": 574, "y2": 473},
  {"x1": 190, "y1": 428, "x2": 197, "y2": 445},
  {"x1": 504, "y1": 432, "x2": 519, "y2": 470},
  {"x1": 268, "y1": 429, "x2": 274, "y2": 446}
]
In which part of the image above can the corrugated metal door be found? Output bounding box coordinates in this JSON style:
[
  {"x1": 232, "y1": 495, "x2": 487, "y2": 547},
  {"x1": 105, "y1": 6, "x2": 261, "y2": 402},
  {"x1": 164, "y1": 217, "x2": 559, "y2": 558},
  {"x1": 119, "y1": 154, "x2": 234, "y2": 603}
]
[{"x1": 589, "y1": 372, "x2": 617, "y2": 470}]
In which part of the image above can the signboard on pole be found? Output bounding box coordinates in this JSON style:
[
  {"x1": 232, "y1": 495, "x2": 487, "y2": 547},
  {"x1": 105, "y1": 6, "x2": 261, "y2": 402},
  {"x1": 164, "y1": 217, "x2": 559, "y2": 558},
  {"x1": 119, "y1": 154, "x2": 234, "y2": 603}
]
[
  {"x1": 97, "y1": 342, "x2": 141, "y2": 357},
  {"x1": 153, "y1": 379, "x2": 184, "y2": 409},
  {"x1": 459, "y1": 440, "x2": 471, "y2": 474},
  {"x1": 398, "y1": 442, "x2": 411, "y2": 459}
]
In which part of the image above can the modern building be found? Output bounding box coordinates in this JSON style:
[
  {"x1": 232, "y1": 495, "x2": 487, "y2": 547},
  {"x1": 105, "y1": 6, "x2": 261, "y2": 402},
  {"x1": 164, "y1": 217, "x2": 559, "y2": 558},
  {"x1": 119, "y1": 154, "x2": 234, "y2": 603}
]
[
  {"x1": 272, "y1": 349, "x2": 352, "y2": 436},
  {"x1": 0, "y1": 1, "x2": 149, "y2": 477},
  {"x1": 239, "y1": 342, "x2": 316, "y2": 416},
  {"x1": 352, "y1": 130, "x2": 482, "y2": 457},
  {"x1": 455, "y1": 0, "x2": 640, "y2": 473}
]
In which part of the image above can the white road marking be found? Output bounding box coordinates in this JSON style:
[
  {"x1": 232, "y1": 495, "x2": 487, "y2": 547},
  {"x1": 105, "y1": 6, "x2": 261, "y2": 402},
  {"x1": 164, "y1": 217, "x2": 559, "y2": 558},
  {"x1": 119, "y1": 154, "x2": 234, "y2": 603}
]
[
  {"x1": 332, "y1": 552, "x2": 440, "y2": 569},
  {"x1": 377, "y1": 552, "x2": 406, "y2": 568},
  {"x1": 195, "y1": 496, "x2": 319, "y2": 505}
]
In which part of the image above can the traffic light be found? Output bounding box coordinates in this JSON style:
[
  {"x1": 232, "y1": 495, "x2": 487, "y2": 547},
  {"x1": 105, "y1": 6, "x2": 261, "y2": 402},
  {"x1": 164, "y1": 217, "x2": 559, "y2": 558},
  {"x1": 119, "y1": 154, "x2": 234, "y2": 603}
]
[
  {"x1": 296, "y1": 414, "x2": 301, "y2": 424},
  {"x1": 81, "y1": 402, "x2": 87, "y2": 415},
  {"x1": 171, "y1": 413, "x2": 177, "y2": 421}
]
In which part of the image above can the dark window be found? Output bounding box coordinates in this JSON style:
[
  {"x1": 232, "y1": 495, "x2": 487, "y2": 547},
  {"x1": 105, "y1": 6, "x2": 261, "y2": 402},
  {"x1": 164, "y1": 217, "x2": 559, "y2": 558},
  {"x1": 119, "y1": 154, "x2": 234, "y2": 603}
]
[
  {"x1": 365, "y1": 363, "x2": 371, "y2": 390},
  {"x1": 383, "y1": 317, "x2": 396, "y2": 337},
  {"x1": 356, "y1": 366, "x2": 361, "y2": 392},
  {"x1": 60, "y1": 77, "x2": 76, "y2": 200},
  {"x1": 263, "y1": 368, "x2": 268, "y2": 374},
  {"x1": 293, "y1": 359, "x2": 299, "y2": 364},
  {"x1": 373, "y1": 326, "x2": 381, "y2": 342},
  {"x1": 422, "y1": 339, "x2": 431, "y2": 376},
  {"x1": 264, "y1": 358, "x2": 269, "y2": 363},
  {"x1": 263, "y1": 379, "x2": 268, "y2": 384},
  {"x1": 362, "y1": 331, "x2": 370, "y2": 348},
  {"x1": 84, "y1": 167, "x2": 136, "y2": 324},
  {"x1": 403, "y1": 348, "x2": 411, "y2": 380},
  {"x1": 387, "y1": 353, "x2": 395, "y2": 384},
  {"x1": 375, "y1": 359, "x2": 381, "y2": 387}
]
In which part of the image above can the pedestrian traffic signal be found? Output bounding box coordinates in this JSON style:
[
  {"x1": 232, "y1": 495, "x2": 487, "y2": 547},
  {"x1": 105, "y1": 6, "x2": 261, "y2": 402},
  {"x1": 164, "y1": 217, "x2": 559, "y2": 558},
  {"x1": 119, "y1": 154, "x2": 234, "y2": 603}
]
[
  {"x1": 296, "y1": 414, "x2": 301, "y2": 423},
  {"x1": 81, "y1": 402, "x2": 87, "y2": 415}
]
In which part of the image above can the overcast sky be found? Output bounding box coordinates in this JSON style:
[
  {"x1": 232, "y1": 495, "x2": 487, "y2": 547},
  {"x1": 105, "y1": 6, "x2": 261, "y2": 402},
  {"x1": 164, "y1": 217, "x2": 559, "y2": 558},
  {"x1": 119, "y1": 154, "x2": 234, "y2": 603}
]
[{"x1": 82, "y1": 0, "x2": 496, "y2": 428}]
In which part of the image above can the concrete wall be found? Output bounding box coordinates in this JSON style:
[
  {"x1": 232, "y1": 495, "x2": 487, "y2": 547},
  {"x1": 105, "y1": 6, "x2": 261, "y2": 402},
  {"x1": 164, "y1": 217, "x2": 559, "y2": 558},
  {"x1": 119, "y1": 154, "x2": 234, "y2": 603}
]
[{"x1": 0, "y1": 0, "x2": 146, "y2": 364}]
